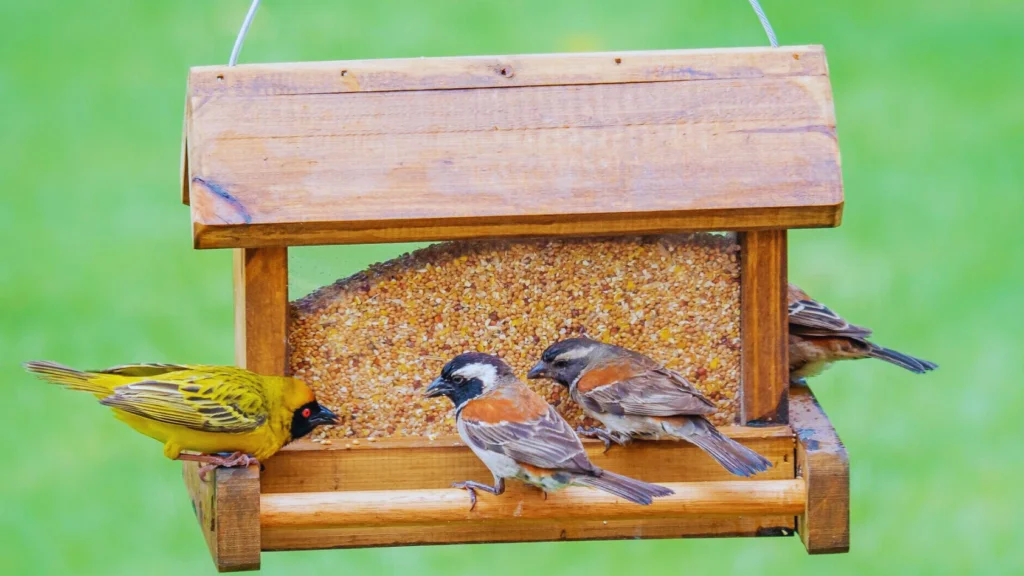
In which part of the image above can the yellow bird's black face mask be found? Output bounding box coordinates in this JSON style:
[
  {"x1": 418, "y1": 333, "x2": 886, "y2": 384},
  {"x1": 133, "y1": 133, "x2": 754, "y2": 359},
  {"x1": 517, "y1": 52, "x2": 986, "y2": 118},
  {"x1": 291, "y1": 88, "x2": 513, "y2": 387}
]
[{"x1": 290, "y1": 401, "x2": 339, "y2": 440}]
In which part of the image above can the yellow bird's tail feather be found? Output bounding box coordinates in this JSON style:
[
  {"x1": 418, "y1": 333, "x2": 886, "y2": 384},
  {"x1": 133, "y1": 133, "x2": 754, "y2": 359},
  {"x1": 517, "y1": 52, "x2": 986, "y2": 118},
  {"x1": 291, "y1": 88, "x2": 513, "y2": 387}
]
[{"x1": 23, "y1": 361, "x2": 114, "y2": 397}]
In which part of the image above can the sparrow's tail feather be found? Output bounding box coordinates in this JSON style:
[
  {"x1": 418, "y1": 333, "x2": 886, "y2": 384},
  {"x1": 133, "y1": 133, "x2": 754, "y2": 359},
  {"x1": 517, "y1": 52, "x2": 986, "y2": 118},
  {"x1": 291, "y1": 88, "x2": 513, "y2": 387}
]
[
  {"x1": 23, "y1": 361, "x2": 112, "y2": 397},
  {"x1": 866, "y1": 343, "x2": 938, "y2": 374},
  {"x1": 574, "y1": 470, "x2": 674, "y2": 506},
  {"x1": 679, "y1": 418, "x2": 773, "y2": 478}
]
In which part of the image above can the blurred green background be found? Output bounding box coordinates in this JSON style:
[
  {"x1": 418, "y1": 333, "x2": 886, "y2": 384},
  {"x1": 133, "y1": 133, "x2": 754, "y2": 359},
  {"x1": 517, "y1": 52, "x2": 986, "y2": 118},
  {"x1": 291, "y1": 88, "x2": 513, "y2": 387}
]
[{"x1": 2, "y1": 0, "x2": 1021, "y2": 574}]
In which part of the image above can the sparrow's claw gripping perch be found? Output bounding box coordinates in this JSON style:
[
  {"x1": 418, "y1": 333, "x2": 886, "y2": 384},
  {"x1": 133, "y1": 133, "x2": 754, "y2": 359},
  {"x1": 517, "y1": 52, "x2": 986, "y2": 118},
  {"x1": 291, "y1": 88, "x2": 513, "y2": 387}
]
[
  {"x1": 576, "y1": 426, "x2": 627, "y2": 453},
  {"x1": 178, "y1": 451, "x2": 261, "y2": 481},
  {"x1": 452, "y1": 481, "x2": 478, "y2": 510},
  {"x1": 451, "y1": 478, "x2": 505, "y2": 512}
]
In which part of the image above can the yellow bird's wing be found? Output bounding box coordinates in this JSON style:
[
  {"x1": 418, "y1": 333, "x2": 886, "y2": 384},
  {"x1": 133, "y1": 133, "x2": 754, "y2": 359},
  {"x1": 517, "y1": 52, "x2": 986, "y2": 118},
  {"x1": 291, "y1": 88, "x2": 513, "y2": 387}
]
[
  {"x1": 98, "y1": 377, "x2": 267, "y2": 433},
  {"x1": 95, "y1": 363, "x2": 194, "y2": 377}
]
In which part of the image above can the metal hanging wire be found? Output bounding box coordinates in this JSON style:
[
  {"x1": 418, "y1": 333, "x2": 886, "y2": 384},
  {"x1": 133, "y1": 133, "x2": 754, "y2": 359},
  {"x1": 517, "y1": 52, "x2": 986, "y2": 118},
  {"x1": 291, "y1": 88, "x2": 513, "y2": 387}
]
[
  {"x1": 746, "y1": 0, "x2": 779, "y2": 47},
  {"x1": 227, "y1": 0, "x2": 779, "y2": 65},
  {"x1": 229, "y1": 0, "x2": 261, "y2": 66}
]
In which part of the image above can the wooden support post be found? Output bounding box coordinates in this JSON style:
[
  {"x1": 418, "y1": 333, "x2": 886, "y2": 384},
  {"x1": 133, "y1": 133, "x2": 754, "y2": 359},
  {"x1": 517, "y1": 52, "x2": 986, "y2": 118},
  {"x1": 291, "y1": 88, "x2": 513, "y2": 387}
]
[
  {"x1": 183, "y1": 247, "x2": 287, "y2": 571},
  {"x1": 739, "y1": 230, "x2": 789, "y2": 425},
  {"x1": 233, "y1": 247, "x2": 289, "y2": 376},
  {"x1": 183, "y1": 463, "x2": 262, "y2": 572},
  {"x1": 791, "y1": 386, "x2": 849, "y2": 553}
]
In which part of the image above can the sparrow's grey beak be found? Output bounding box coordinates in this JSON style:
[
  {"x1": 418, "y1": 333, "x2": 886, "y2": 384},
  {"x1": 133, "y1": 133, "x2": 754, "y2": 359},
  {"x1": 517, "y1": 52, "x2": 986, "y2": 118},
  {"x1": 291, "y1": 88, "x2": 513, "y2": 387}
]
[
  {"x1": 311, "y1": 405, "x2": 340, "y2": 426},
  {"x1": 424, "y1": 377, "x2": 452, "y2": 398},
  {"x1": 527, "y1": 361, "x2": 549, "y2": 379}
]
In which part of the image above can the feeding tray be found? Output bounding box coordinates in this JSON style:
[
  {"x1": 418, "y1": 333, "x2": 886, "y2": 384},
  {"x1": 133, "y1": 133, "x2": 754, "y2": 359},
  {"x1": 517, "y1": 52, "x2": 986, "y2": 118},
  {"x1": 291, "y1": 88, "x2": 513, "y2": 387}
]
[{"x1": 180, "y1": 45, "x2": 849, "y2": 572}]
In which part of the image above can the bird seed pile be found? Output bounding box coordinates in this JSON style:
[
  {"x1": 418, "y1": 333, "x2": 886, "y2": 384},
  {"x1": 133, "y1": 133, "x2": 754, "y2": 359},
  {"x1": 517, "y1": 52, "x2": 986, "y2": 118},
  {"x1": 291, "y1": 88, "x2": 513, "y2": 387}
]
[{"x1": 289, "y1": 233, "x2": 742, "y2": 442}]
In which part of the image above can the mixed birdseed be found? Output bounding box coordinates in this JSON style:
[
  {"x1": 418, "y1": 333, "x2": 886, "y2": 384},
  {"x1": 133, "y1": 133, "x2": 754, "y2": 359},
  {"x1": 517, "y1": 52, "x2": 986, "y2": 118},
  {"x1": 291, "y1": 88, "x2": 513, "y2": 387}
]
[{"x1": 289, "y1": 234, "x2": 742, "y2": 441}]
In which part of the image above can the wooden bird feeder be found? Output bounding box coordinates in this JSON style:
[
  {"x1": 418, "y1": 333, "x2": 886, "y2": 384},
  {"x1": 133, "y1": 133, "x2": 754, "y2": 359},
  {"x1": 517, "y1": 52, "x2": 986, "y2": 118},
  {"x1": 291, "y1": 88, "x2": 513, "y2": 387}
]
[{"x1": 180, "y1": 44, "x2": 849, "y2": 571}]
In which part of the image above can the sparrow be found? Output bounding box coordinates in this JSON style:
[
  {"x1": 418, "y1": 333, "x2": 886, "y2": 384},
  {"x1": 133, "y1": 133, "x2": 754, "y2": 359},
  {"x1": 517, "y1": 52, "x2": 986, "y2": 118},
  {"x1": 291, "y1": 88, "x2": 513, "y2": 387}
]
[
  {"x1": 788, "y1": 284, "x2": 937, "y2": 384},
  {"x1": 24, "y1": 361, "x2": 338, "y2": 479},
  {"x1": 528, "y1": 339, "x2": 772, "y2": 477},
  {"x1": 425, "y1": 352, "x2": 674, "y2": 509}
]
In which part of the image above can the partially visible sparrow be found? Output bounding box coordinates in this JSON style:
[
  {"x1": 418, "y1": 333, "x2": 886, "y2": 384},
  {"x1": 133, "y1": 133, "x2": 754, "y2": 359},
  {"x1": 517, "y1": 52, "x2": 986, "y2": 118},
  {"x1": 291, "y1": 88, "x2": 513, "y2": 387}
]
[
  {"x1": 528, "y1": 339, "x2": 772, "y2": 477},
  {"x1": 788, "y1": 284, "x2": 937, "y2": 384},
  {"x1": 425, "y1": 352, "x2": 673, "y2": 509},
  {"x1": 23, "y1": 361, "x2": 338, "y2": 479}
]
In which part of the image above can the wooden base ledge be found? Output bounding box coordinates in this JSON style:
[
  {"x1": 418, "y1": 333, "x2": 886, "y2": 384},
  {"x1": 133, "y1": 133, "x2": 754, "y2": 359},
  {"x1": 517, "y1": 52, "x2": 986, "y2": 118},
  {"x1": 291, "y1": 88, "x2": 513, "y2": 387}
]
[
  {"x1": 186, "y1": 406, "x2": 849, "y2": 568},
  {"x1": 260, "y1": 479, "x2": 806, "y2": 529},
  {"x1": 791, "y1": 386, "x2": 850, "y2": 553}
]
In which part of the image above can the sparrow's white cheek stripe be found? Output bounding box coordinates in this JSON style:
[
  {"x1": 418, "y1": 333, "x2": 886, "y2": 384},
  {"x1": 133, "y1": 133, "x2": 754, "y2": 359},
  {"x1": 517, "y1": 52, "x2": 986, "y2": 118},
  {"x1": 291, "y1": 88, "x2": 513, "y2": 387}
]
[
  {"x1": 555, "y1": 346, "x2": 595, "y2": 362},
  {"x1": 454, "y1": 363, "x2": 498, "y2": 387}
]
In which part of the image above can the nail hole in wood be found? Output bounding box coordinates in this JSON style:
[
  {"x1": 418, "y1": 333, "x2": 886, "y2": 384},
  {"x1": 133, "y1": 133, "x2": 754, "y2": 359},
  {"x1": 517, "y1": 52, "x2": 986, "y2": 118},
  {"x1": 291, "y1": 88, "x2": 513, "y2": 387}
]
[
  {"x1": 216, "y1": 74, "x2": 224, "y2": 82},
  {"x1": 498, "y1": 66, "x2": 514, "y2": 78},
  {"x1": 340, "y1": 70, "x2": 349, "y2": 77},
  {"x1": 614, "y1": 58, "x2": 622, "y2": 64}
]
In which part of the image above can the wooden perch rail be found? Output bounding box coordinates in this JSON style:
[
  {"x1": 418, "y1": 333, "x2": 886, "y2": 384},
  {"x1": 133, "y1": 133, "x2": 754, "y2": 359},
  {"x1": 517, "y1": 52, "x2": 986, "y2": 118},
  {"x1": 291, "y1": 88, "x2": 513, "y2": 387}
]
[{"x1": 260, "y1": 480, "x2": 806, "y2": 529}]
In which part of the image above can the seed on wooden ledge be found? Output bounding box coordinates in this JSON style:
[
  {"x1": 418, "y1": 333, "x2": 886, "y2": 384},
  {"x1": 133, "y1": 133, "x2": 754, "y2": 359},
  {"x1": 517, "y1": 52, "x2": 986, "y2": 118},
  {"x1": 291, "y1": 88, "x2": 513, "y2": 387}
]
[{"x1": 290, "y1": 233, "x2": 741, "y2": 441}]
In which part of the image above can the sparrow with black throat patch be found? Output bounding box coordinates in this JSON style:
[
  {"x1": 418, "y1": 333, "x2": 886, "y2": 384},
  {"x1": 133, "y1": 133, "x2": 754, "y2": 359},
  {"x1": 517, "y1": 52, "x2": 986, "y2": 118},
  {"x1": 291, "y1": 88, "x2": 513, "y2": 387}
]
[
  {"x1": 788, "y1": 284, "x2": 937, "y2": 385},
  {"x1": 529, "y1": 338, "x2": 772, "y2": 477},
  {"x1": 425, "y1": 352, "x2": 673, "y2": 510}
]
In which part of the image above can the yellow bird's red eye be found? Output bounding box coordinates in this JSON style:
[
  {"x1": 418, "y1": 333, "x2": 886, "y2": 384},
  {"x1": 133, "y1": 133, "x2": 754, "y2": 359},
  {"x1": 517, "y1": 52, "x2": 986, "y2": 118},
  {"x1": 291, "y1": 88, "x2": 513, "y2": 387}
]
[{"x1": 302, "y1": 407, "x2": 312, "y2": 418}]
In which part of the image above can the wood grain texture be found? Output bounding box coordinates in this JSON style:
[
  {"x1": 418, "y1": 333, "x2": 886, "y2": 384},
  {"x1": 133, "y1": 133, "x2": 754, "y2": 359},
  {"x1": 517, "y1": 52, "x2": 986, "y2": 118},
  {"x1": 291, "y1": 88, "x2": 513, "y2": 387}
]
[
  {"x1": 261, "y1": 427, "x2": 794, "y2": 494},
  {"x1": 262, "y1": 515, "x2": 796, "y2": 551},
  {"x1": 181, "y1": 92, "x2": 191, "y2": 206},
  {"x1": 740, "y1": 230, "x2": 789, "y2": 425},
  {"x1": 791, "y1": 385, "x2": 849, "y2": 553},
  {"x1": 183, "y1": 462, "x2": 261, "y2": 572},
  {"x1": 183, "y1": 46, "x2": 843, "y2": 249},
  {"x1": 185, "y1": 426, "x2": 806, "y2": 558},
  {"x1": 190, "y1": 45, "x2": 827, "y2": 96},
  {"x1": 260, "y1": 479, "x2": 806, "y2": 527},
  {"x1": 233, "y1": 247, "x2": 288, "y2": 375}
]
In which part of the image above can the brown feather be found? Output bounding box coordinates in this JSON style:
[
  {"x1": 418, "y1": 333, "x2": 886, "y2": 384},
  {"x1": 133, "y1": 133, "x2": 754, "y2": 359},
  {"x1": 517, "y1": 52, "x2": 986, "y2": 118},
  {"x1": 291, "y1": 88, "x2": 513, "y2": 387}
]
[
  {"x1": 576, "y1": 362, "x2": 644, "y2": 393},
  {"x1": 459, "y1": 387, "x2": 549, "y2": 424}
]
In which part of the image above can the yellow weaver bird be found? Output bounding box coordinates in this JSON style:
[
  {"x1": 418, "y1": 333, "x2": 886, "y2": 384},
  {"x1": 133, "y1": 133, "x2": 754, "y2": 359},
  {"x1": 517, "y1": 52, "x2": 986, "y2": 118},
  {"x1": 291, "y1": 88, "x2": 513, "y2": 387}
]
[{"x1": 24, "y1": 361, "x2": 338, "y2": 478}]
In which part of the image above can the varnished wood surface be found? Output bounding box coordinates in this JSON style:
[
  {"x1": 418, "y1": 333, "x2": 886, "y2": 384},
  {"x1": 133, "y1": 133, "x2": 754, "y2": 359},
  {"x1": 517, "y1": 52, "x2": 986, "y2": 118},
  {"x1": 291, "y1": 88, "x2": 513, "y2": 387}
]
[
  {"x1": 183, "y1": 462, "x2": 261, "y2": 572},
  {"x1": 262, "y1": 427, "x2": 794, "y2": 494},
  {"x1": 791, "y1": 385, "x2": 849, "y2": 553},
  {"x1": 190, "y1": 45, "x2": 828, "y2": 96},
  {"x1": 260, "y1": 479, "x2": 806, "y2": 527},
  {"x1": 233, "y1": 247, "x2": 288, "y2": 376},
  {"x1": 262, "y1": 515, "x2": 796, "y2": 551},
  {"x1": 739, "y1": 230, "x2": 790, "y2": 424},
  {"x1": 183, "y1": 46, "x2": 843, "y2": 248}
]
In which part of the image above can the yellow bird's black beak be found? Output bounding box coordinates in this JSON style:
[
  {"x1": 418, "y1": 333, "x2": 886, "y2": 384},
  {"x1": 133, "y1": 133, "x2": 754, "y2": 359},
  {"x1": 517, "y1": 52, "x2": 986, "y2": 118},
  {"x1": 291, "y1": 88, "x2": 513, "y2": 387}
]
[{"x1": 311, "y1": 404, "x2": 340, "y2": 426}]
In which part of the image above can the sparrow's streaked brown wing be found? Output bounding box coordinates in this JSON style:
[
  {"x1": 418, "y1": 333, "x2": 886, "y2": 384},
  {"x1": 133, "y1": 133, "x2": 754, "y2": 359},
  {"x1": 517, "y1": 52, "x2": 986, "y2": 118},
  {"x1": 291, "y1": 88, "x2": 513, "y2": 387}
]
[
  {"x1": 460, "y1": 396, "x2": 595, "y2": 474},
  {"x1": 578, "y1": 365, "x2": 716, "y2": 417},
  {"x1": 789, "y1": 299, "x2": 873, "y2": 338}
]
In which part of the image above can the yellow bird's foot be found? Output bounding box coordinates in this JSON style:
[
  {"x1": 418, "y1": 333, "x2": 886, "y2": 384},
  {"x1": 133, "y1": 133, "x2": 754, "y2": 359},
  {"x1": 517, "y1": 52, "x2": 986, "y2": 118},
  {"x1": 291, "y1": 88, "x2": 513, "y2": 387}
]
[{"x1": 177, "y1": 452, "x2": 261, "y2": 481}]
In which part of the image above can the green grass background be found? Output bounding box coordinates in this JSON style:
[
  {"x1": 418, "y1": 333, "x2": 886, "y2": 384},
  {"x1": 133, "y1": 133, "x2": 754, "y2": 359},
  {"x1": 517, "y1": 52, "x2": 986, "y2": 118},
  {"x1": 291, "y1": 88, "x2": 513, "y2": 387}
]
[{"x1": 2, "y1": 0, "x2": 1021, "y2": 574}]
